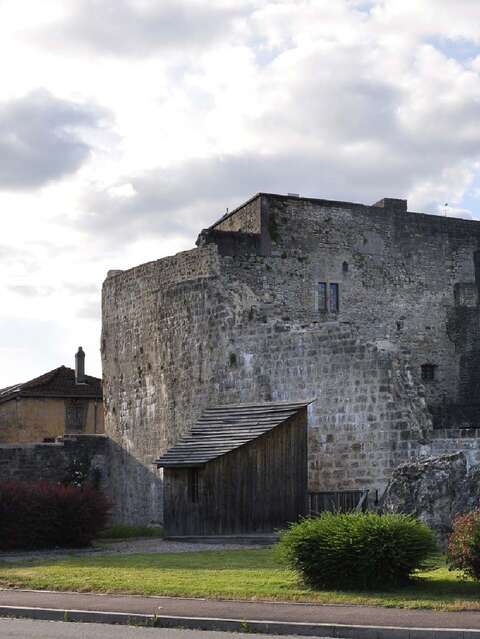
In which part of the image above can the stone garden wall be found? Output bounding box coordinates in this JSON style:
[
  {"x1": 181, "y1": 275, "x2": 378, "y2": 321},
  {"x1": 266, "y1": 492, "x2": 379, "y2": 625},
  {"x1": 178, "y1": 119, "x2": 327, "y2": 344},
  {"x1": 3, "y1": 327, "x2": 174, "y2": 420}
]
[{"x1": 0, "y1": 434, "x2": 110, "y2": 491}]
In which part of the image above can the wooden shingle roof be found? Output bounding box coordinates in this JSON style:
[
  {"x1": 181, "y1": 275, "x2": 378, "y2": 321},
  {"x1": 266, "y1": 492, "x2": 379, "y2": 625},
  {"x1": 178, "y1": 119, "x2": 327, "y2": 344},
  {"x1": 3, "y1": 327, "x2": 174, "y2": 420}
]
[{"x1": 156, "y1": 400, "x2": 311, "y2": 468}]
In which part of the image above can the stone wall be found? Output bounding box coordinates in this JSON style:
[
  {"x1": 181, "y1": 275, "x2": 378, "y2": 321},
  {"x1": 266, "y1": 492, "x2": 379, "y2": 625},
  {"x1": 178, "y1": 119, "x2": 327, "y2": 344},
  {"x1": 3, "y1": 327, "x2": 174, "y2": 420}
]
[
  {"x1": 102, "y1": 248, "x2": 224, "y2": 524},
  {"x1": 211, "y1": 195, "x2": 262, "y2": 234},
  {"x1": 102, "y1": 250, "x2": 431, "y2": 523},
  {"x1": 428, "y1": 428, "x2": 480, "y2": 466},
  {"x1": 241, "y1": 194, "x2": 480, "y2": 412},
  {"x1": 102, "y1": 192, "x2": 480, "y2": 524},
  {"x1": 0, "y1": 435, "x2": 110, "y2": 491}
]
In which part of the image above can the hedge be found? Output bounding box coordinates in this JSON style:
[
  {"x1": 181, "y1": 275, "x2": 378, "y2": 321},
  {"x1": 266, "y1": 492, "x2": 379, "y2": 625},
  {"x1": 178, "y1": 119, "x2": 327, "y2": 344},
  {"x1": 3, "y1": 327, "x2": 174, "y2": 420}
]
[{"x1": 0, "y1": 481, "x2": 111, "y2": 550}]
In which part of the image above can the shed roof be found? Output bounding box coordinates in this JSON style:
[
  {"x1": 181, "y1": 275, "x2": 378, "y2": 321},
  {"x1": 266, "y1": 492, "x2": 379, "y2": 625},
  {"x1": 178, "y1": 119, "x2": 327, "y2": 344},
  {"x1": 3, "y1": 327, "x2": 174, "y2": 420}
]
[
  {"x1": 0, "y1": 366, "x2": 102, "y2": 405},
  {"x1": 156, "y1": 400, "x2": 311, "y2": 468}
]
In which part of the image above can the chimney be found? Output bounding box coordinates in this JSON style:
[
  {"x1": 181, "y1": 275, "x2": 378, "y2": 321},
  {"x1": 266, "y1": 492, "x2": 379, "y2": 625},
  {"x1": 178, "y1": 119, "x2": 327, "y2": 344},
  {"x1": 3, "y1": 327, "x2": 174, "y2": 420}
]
[{"x1": 75, "y1": 346, "x2": 86, "y2": 384}]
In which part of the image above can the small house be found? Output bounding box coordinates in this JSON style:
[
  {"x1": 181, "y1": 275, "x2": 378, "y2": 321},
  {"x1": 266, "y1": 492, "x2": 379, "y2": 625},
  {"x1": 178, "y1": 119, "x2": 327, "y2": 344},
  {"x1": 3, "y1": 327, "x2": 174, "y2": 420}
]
[
  {"x1": 156, "y1": 401, "x2": 310, "y2": 537},
  {"x1": 0, "y1": 347, "x2": 103, "y2": 444}
]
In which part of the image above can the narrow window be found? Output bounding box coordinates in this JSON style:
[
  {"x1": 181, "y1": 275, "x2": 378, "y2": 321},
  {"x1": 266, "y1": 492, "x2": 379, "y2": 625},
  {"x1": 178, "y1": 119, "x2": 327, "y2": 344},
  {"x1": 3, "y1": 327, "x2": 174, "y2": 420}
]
[
  {"x1": 342, "y1": 261, "x2": 349, "y2": 274},
  {"x1": 421, "y1": 364, "x2": 436, "y2": 382},
  {"x1": 318, "y1": 282, "x2": 327, "y2": 312},
  {"x1": 187, "y1": 468, "x2": 199, "y2": 502},
  {"x1": 329, "y1": 283, "x2": 339, "y2": 312}
]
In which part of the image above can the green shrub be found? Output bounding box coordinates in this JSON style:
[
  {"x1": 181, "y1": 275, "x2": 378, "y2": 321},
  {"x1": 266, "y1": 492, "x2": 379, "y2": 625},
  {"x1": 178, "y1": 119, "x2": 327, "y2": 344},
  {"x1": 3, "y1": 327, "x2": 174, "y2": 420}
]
[
  {"x1": 276, "y1": 512, "x2": 437, "y2": 590},
  {"x1": 448, "y1": 511, "x2": 480, "y2": 580}
]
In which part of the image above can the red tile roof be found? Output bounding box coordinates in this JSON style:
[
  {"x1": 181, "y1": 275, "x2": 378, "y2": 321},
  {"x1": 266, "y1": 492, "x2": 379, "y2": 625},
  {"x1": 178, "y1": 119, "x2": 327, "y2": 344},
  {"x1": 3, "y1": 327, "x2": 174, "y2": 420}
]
[{"x1": 0, "y1": 366, "x2": 102, "y2": 404}]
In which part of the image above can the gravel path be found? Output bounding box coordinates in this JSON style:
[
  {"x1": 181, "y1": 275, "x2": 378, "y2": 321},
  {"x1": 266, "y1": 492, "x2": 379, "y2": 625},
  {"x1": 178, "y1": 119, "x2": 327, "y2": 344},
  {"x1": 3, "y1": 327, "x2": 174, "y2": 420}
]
[{"x1": 0, "y1": 538, "x2": 267, "y2": 563}]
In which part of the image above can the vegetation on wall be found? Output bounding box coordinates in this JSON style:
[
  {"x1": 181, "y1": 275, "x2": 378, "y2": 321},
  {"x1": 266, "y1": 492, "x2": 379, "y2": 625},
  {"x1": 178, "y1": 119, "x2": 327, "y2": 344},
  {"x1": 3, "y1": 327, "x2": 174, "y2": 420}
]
[
  {"x1": 267, "y1": 212, "x2": 279, "y2": 243},
  {"x1": 63, "y1": 451, "x2": 101, "y2": 488}
]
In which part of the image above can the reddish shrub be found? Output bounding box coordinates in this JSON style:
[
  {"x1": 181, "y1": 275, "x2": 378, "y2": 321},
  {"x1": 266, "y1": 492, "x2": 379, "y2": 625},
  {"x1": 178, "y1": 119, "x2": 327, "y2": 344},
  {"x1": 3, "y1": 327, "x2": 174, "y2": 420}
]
[
  {"x1": 447, "y1": 511, "x2": 480, "y2": 580},
  {"x1": 0, "y1": 481, "x2": 111, "y2": 550}
]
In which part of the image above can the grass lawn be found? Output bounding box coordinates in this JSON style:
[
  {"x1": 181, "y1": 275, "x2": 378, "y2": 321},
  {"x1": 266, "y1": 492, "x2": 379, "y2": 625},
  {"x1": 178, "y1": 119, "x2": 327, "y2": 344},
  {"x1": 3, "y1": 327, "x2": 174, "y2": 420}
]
[{"x1": 0, "y1": 549, "x2": 479, "y2": 611}]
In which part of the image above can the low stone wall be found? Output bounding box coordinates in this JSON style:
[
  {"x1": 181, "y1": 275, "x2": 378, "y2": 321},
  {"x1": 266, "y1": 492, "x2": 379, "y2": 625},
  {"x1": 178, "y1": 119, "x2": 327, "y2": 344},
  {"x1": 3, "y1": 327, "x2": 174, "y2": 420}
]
[
  {"x1": 428, "y1": 428, "x2": 480, "y2": 467},
  {"x1": 0, "y1": 435, "x2": 110, "y2": 491}
]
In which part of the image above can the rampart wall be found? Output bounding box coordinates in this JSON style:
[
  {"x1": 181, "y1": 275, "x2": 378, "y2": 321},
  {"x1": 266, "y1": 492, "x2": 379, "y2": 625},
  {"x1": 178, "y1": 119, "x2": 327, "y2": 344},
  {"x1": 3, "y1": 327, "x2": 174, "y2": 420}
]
[
  {"x1": 102, "y1": 193, "x2": 480, "y2": 524},
  {"x1": 103, "y1": 248, "x2": 431, "y2": 523}
]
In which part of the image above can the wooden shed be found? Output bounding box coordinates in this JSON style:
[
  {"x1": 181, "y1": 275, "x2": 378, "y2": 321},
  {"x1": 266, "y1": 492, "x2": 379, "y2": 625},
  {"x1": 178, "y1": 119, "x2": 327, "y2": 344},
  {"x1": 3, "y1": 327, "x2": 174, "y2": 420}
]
[{"x1": 156, "y1": 401, "x2": 310, "y2": 537}]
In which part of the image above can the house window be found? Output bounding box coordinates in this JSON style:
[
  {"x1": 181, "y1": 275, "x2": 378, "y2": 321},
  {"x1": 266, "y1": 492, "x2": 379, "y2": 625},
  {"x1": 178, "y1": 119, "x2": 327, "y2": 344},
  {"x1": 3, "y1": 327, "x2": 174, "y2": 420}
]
[
  {"x1": 329, "y1": 283, "x2": 339, "y2": 312},
  {"x1": 421, "y1": 364, "x2": 436, "y2": 382},
  {"x1": 187, "y1": 468, "x2": 199, "y2": 503},
  {"x1": 342, "y1": 261, "x2": 349, "y2": 273},
  {"x1": 65, "y1": 399, "x2": 88, "y2": 433},
  {"x1": 318, "y1": 282, "x2": 327, "y2": 312}
]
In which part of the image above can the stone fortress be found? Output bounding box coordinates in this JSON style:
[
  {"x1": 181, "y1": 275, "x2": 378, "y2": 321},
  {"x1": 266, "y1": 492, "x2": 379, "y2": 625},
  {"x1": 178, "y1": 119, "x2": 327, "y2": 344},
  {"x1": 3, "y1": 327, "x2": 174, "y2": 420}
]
[{"x1": 102, "y1": 193, "x2": 480, "y2": 525}]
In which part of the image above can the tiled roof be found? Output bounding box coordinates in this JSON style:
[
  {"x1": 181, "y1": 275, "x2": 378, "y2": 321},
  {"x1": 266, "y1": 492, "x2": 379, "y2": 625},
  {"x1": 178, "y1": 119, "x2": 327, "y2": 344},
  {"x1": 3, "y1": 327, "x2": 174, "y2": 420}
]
[
  {"x1": 156, "y1": 400, "x2": 311, "y2": 468},
  {"x1": 0, "y1": 366, "x2": 102, "y2": 404}
]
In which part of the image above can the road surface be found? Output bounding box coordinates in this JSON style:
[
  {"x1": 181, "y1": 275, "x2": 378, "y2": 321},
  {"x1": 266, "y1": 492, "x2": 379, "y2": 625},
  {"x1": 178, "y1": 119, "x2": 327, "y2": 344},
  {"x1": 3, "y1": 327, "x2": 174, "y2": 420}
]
[{"x1": 0, "y1": 617, "x2": 325, "y2": 638}]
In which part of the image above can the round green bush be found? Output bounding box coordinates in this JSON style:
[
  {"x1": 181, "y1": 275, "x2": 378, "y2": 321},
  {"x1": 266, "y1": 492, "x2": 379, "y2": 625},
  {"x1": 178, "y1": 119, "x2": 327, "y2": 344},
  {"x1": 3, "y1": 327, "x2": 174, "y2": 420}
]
[
  {"x1": 276, "y1": 512, "x2": 437, "y2": 590},
  {"x1": 448, "y1": 511, "x2": 480, "y2": 580}
]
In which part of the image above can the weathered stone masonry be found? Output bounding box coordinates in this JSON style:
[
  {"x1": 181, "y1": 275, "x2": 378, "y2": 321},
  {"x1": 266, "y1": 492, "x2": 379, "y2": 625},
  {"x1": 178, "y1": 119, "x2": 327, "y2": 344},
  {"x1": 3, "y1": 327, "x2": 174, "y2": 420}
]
[
  {"x1": 0, "y1": 435, "x2": 109, "y2": 489},
  {"x1": 102, "y1": 193, "x2": 480, "y2": 524}
]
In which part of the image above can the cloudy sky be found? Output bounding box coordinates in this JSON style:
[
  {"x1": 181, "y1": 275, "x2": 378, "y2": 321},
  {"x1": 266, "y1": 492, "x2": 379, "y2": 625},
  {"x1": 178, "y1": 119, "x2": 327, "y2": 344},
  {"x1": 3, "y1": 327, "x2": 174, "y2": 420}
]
[{"x1": 1, "y1": 0, "x2": 480, "y2": 387}]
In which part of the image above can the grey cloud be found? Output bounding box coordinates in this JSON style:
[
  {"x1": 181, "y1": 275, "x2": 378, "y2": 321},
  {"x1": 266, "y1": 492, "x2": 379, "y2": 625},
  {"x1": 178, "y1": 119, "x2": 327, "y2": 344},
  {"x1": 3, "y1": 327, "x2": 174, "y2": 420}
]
[
  {"x1": 42, "y1": 0, "x2": 247, "y2": 58},
  {"x1": 63, "y1": 283, "x2": 100, "y2": 296},
  {"x1": 8, "y1": 285, "x2": 55, "y2": 298},
  {"x1": 0, "y1": 90, "x2": 108, "y2": 190},
  {"x1": 78, "y1": 148, "x2": 431, "y2": 247},
  {"x1": 259, "y1": 54, "x2": 402, "y2": 145},
  {"x1": 75, "y1": 18, "x2": 480, "y2": 246}
]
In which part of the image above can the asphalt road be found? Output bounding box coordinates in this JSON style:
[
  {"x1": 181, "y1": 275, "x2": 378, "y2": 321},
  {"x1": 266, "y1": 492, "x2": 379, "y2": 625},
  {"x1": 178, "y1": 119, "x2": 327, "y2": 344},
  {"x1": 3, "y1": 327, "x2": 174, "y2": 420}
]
[
  {"x1": 0, "y1": 617, "x2": 320, "y2": 638},
  {"x1": 2, "y1": 590, "x2": 480, "y2": 629}
]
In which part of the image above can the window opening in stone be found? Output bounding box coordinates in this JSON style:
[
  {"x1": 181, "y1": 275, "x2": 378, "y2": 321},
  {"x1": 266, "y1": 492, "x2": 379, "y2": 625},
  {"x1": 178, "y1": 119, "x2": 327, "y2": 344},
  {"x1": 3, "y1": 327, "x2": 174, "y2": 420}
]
[
  {"x1": 342, "y1": 261, "x2": 349, "y2": 273},
  {"x1": 329, "y1": 283, "x2": 339, "y2": 312},
  {"x1": 188, "y1": 468, "x2": 199, "y2": 503},
  {"x1": 318, "y1": 282, "x2": 327, "y2": 312},
  {"x1": 421, "y1": 364, "x2": 436, "y2": 382}
]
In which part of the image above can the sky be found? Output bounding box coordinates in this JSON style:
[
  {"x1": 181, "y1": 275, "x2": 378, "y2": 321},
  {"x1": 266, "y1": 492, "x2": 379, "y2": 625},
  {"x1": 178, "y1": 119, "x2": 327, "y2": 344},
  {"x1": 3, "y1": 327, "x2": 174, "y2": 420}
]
[{"x1": 1, "y1": 0, "x2": 480, "y2": 387}]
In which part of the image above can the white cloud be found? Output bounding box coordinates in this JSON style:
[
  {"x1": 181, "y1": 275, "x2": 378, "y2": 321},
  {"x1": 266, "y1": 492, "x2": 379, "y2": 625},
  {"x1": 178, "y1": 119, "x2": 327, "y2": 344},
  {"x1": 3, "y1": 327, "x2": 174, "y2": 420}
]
[
  {"x1": 2, "y1": 0, "x2": 480, "y2": 385},
  {"x1": 37, "y1": 0, "x2": 250, "y2": 58}
]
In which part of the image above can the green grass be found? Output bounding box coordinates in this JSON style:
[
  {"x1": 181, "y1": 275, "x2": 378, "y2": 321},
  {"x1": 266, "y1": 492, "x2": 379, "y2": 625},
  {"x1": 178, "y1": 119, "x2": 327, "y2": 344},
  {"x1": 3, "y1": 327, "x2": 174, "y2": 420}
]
[
  {"x1": 96, "y1": 524, "x2": 164, "y2": 540},
  {"x1": 0, "y1": 549, "x2": 479, "y2": 611}
]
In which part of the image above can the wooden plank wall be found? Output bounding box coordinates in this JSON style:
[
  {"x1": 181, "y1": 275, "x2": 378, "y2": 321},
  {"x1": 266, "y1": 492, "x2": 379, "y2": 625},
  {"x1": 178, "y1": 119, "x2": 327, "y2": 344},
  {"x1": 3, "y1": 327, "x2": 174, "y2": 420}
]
[{"x1": 163, "y1": 408, "x2": 308, "y2": 535}]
